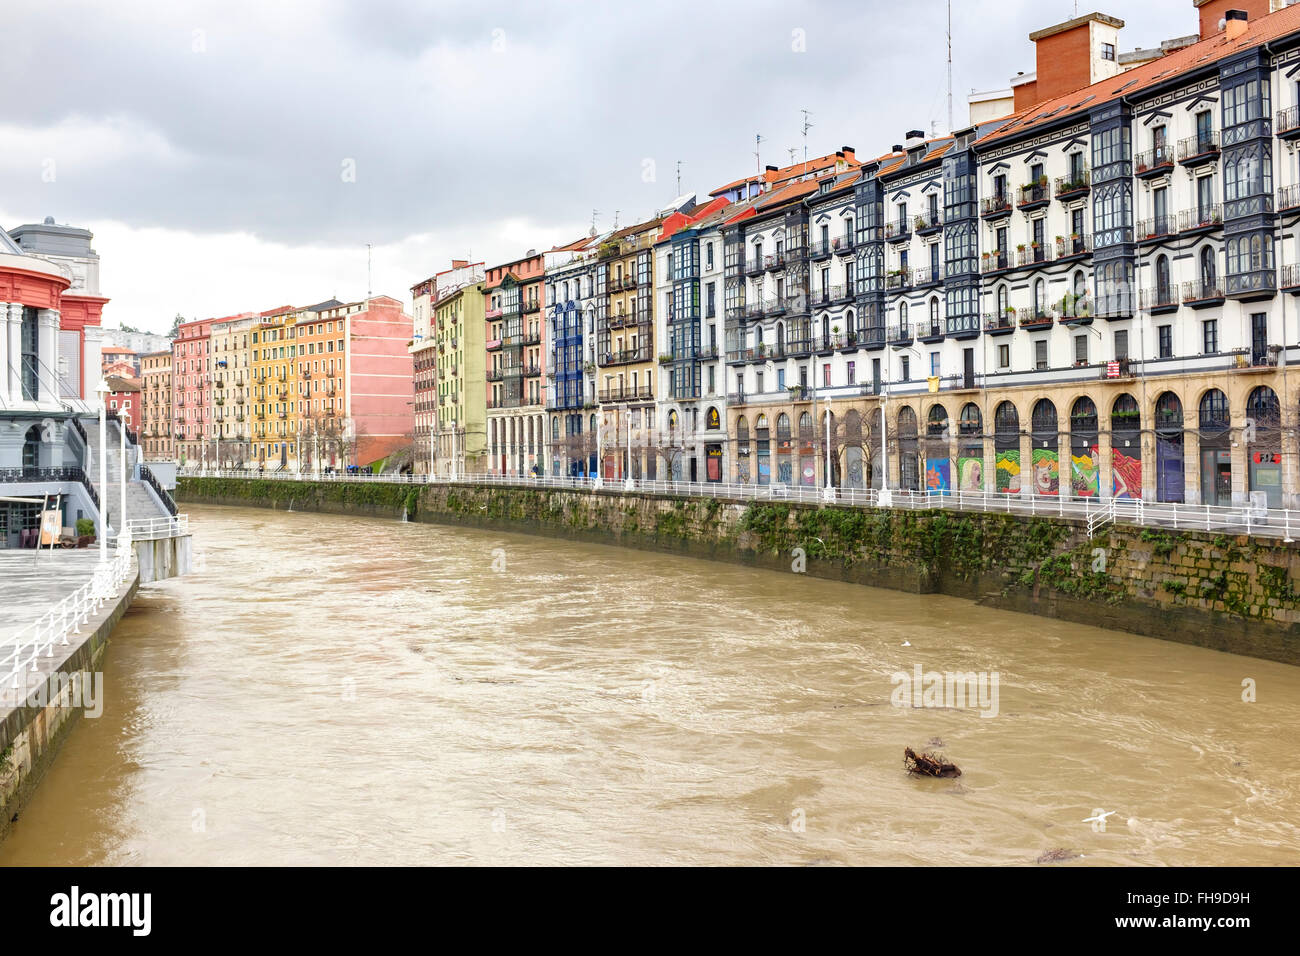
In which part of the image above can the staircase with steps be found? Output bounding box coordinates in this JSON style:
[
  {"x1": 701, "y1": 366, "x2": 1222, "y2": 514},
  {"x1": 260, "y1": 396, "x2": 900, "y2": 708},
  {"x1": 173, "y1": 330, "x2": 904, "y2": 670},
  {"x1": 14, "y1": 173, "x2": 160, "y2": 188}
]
[{"x1": 81, "y1": 417, "x2": 173, "y2": 532}]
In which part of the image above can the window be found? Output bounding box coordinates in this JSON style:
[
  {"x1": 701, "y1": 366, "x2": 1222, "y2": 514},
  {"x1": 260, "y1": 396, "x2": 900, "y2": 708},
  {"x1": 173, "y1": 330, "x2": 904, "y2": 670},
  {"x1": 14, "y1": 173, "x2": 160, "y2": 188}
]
[
  {"x1": 823, "y1": 363, "x2": 831, "y2": 387},
  {"x1": 1035, "y1": 340, "x2": 1048, "y2": 370},
  {"x1": 847, "y1": 361, "x2": 856, "y2": 385},
  {"x1": 998, "y1": 344, "x2": 1010, "y2": 369},
  {"x1": 930, "y1": 352, "x2": 940, "y2": 377},
  {"x1": 1074, "y1": 335, "x2": 1089, "y2": 366},
  {"x1": 1102, "y1": 42, "x2": 1115, "y2": 61},
  {"x1": 1158, "y1": 324, "x2": 1172, "y2": 358},
  {"x1": 1203, "y1": 319, "x2": 1218, "y2": 354},
  {"x1": 1114, "y1": 329, "x2": 1129, "y2": 361},
  {"x1": 901, "y1": 356, "x2": 910, "y2": 381}
]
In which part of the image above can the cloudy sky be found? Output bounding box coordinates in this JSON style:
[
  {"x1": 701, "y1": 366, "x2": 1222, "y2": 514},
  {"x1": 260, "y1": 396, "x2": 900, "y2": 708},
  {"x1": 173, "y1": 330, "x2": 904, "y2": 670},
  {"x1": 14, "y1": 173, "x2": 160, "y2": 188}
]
[{"x1": 2, "y1": 0, "x2": 1195, "y2": 333}]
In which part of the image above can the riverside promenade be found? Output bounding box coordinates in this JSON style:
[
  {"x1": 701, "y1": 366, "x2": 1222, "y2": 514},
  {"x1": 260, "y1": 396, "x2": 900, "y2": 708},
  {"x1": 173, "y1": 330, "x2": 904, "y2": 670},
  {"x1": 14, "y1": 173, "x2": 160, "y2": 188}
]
[{"x1": 0, "y1": 546, "x2": 139, "y2": 843}]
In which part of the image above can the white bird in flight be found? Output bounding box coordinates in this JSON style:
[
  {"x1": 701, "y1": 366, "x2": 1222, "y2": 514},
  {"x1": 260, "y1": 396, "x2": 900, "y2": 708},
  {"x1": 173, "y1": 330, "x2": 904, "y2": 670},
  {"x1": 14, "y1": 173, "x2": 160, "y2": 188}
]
[{"x1": 1083, "y1": 810, "x2": 1116, "y2": 825}]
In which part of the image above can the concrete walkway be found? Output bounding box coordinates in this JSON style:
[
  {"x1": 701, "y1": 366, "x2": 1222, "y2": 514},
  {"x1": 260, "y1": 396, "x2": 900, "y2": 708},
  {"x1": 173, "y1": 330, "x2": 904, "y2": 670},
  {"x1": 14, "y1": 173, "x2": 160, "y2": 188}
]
[{"x1": 0, "y1": 549, "x2": 108, "y2": 648}]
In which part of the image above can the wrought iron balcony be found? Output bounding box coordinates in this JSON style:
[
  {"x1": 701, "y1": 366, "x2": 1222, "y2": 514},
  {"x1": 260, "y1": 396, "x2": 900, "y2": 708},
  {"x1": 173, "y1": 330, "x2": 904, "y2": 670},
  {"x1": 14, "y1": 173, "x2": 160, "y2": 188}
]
[
  {"x1": 980, "y1": 195, "x2": 1012, "y2": 219},
  {"x1": 914, "y1": 213, "x2": 943, "y2": 236},
  {"x1": 810, "y1": 239, "x2": 833, "y2": 260},
  {"x1": 1017, "y1": 181, "x2": 1050, "y2": 210},
  {"x1": 1182, "y1": 278, "x2": 1225, "y2": 306},
  {"x1": 980, "y1": 251, "x2": 1009, "y2": 274},
  {"x1": 764, "y1": 252, "x2": 786, "y2": 271},
  {"x1": 1015, "y1": 245, "x2": 1052, "y2": 268},
  {"x1": 1055, "y1": 234, "x2": 1092, "y2": 259},
  {"x1": 831, "y1": 235, "x2": 855, "y2": 256},
  {"x1": 1136, "y1": 215, "x2": 1176, "y2": 242},
  {"x1": 913, "y1": 266, "x2": 944, "y2": 287},
  {"x1": 1279, "y1": 183, "x2": 1300, "y2": 213},
  {"x1": 1139, "y1": 285, "x2": 1180, "y2": 314},
  {"x1": 1054, "y1": 170, "x2": 1091, "y2": 200},
  {"x1": 1177, "y1": 131, "x2": 1220, "y2": 165},
  {"x1": 983, "y1": 311, "x2": 1016, "y2": 335},
  {"x1": 1277, "y1": 105, "x2": 1300, "y2": 140},
  {"x1": 887, "y1": 323, "x2": 913, "y2": 345},
  {"x1": 885, "y1": 269, "x2": 911, "y2": 291},
  {"x1": 1135, "y1": 144, "x2": 1175, "y2": 178},
  {"x1": 1177, "y1": 205, "x2": 1223, "y2": 233},
  {"x1": 883, "y1": 220, "x2": 911, "y2": 243},
  {"x1": 1017, "y1": 307, "x2": 1054, "y2": 330}
]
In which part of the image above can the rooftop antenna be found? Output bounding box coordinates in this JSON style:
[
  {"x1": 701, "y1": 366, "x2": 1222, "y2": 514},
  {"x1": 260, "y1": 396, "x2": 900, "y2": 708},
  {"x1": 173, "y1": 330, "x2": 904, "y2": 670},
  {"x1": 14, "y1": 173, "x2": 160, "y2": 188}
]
[
  {"x1": 675, "y1": 161, "x2": 682, "y2": 196},
  {"x1": 754, "y1": 133, "x2": 763, "y2": 182},
  {"x1": 787, "y1": 147, "x2": 799, "y2": 165},
  {"x1": 801, "y1": 109, "x2": 814, "y2": 172},
  {"x1": 590, "y1": 209, "x2": 599, "y2": 237},
  {"x1": 367, "y1": 243, "x2": 372, "y2": 299},
  {"x1": 613, "y1": 209, "x2": 620, "y2": 229},
  {"x1": 946, "y1": 0, "x2": 954, "y2": 133}
]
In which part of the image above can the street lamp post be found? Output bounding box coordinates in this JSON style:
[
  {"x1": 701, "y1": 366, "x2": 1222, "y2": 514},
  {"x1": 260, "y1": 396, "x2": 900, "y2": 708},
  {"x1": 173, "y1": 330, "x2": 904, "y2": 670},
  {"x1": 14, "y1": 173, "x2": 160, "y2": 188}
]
[
  {"x1": 95, "y1": 378, "x2": 109, "y2": 565},
  {"x1": 119, "y1": 400, "x2": 128, "y2": 541}
]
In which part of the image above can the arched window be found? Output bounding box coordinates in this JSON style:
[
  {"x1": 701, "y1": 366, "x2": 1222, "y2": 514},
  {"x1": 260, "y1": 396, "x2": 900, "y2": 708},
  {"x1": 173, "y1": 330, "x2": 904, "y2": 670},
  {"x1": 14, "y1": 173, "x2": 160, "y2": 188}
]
[
  {"x1": 799, "y1": 411, "x2": 813, "y2": 438},
  {"x1": 1246, "y1": 384, "x2": 1280, "y2": 429},
  {"x1": 1156, "y1": 254, "x2": 1171, "y2": 299},
  {"x1": 821, "y1": 315, "x2": 830, "y2": 343},
  {"x1": 22, "y1": 424, "x2": 42, "y2": 470},
  {"x1": 996, "y1": 284, "x2": 1008, "y2": 314},
  {"x1": 1112, "y1": 393, "x2": 1140, "y2": 433},
  {"x1": 959, "y1": 402, "x2": 982, "y2": 437},
  {"x1": 1198, "y1": 388, "x2": 1229, "y2": 430},
  {"x1": 1033, "y1": 278, "x2": 1047, "y2": 315},
  {"x1": 926, "y1": 404, "x2": 949, "y2": 437},
  {"x1": 994, "y1": 401, "x2": 1019, "y2": 441},
  {"x1": 900, "y1": 302, "x2": 909, "y2": 324},
  {"x1": 668, "y1": 409, "x2": 679, "y2": 429},
  {"x1": 1155, "y1": 391, "x2": 1183, "y2": 431},
  {"x1": 551, "y1": 416, "x2": 560, "y2": 441},
  {"x1": 928, "y1": 297, "x2": 940, "y2": 333},
  {"x1": 1070, "y1": 396, "x2": 1098, "y2": 432},
  {"x1": 776, "y1": 413, "x2": 791, "y2": 439},
  {"x1": 898, "y1": 406, "x2": 918, "y2": 438},
  {"x1": 1200, "y1": 246, "x2": 1216, "y2": 287},
  {"x1": 844, "y1": 409, "x2": 863, "y2": 441},
  {"x1": 706, "y1": 407, "x2": 720, "y2": 430}
]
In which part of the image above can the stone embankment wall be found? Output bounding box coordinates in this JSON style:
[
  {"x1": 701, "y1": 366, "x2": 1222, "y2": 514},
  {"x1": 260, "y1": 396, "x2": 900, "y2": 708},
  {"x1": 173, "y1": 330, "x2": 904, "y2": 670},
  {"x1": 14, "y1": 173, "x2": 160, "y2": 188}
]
[{"x1": 178, "y1": 477, "x2": 1300, "y2": 666}]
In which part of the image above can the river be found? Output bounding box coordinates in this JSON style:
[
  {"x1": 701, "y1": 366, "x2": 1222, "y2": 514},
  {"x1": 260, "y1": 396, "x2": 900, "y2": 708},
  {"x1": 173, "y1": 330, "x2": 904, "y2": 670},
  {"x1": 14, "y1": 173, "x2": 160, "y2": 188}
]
[{"x1": 2, "y1": 503, "x2": 1298, "y2": 865}]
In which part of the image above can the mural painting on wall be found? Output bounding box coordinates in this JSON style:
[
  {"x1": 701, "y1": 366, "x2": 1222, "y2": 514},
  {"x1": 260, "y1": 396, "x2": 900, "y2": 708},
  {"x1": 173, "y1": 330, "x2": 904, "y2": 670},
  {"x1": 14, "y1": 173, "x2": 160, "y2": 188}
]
[
  {"x1": 1112, "y1": 449, "x2": 1141, "y2": 499},
  {"x1": 995, "y1": 449, "x2": 1021, "y2": 493},
  {"x1": 925, "y1": 456, "x2": 951, "y2": 494},
  {"x1": 1031, "y1": 448, "x2": 1059, "y2": 496},
  {"x1": 957, "y1": 456, "x2": 984, "y2": 492},
  {"x1": 1070, "y1": 445, "x2": 1100, "y2": 497}
]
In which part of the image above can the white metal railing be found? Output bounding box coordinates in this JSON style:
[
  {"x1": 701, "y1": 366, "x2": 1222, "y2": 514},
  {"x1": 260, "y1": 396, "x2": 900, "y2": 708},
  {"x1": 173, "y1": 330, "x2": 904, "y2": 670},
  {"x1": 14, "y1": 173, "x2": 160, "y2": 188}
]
[
  {"x1": 178, "y1": 469, "x2": 1300, "y2": 541},
  {"x1": 0, "y1": 548, "x2": 135, "y2": 693},
  {"x1": 121, "y1": 514, "x2": 190, "y2": 541}
]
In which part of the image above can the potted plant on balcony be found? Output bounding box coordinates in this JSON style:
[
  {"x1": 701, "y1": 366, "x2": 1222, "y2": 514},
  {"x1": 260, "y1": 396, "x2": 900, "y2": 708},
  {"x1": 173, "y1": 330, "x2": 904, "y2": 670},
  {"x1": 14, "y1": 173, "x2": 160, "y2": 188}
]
[{"x1": 1016, "y1": 243, "x2": 1027, "y2": 253}]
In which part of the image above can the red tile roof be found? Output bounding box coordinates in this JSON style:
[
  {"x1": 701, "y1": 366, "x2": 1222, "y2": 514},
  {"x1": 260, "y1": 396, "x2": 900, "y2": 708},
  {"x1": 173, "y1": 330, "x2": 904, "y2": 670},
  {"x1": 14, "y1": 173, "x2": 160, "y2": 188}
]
[{"x1": 979, "y1": 4, "x2": 1300, "y2": 147}]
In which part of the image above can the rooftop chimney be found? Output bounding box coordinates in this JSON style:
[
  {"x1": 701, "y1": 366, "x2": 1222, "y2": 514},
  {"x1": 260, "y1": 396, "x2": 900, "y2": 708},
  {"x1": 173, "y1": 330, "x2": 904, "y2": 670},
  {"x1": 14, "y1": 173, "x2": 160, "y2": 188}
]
[
  {"x1": 1018, "y1": 12, "x2": 1125, "y2": 113},
  {"x1": 1193, "y1": 0, "x2": 1272, "y2": 40},
  {"x1": 1226, "y1": 8, "x2": 1250, "y2": 39}
]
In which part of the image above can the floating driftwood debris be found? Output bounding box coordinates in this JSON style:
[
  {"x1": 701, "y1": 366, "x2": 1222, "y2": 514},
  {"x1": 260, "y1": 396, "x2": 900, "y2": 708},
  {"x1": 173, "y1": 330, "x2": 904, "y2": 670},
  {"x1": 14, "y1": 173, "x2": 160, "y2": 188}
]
[
  {"x1": 1036, "y1": 848, "x2": 1081, "y2": 864},
  {"x1": 904, "y1": 746, "x2": 962, "y2": 778}
]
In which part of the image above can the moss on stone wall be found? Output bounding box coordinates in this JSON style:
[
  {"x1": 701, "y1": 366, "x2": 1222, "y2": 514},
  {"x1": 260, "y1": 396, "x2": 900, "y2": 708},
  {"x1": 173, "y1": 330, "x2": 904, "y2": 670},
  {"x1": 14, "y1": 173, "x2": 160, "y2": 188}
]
[{"x1": 178, "y1": 477, "x2": 1300, "y2": 665}]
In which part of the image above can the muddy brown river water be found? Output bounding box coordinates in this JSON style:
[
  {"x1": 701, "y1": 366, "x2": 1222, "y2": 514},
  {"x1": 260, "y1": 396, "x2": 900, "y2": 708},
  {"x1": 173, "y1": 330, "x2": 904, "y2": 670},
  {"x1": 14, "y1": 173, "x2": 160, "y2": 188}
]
[{"x1": 2, "y1": 503, "x2": 1298, "y2": 865}]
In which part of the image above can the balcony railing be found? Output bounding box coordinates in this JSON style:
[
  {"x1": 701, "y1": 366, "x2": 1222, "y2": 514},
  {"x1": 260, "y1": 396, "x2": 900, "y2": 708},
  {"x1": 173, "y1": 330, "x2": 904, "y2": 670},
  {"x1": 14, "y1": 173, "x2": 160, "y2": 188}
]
[
  {"x1": 1135, "y1": 144, "x2": 1175, "y2": 176},
  {"x1": 1177, "y1": 131, "x2": 1220, "y2": 163},
  {"x1": 1176, "y1": 205, "x2": 1224, "y2": 233},
  {"x1": 913, "y1": 266, "x2": 943, "y2": 286},
  {"x1": 810, "y1": 239, "x2": 832, "y2": 259},
  {"x1": 1279, "y1": 183, "x2": 1300, "y2": 213},
  {"x1": 1014, "y1": 245, "x2": 1051, "y2": 268},
  {"x1": 887, "y1": 323, "x2": 913, "y2": 344},
  {"x1": 1225, "y1": 269, "x2": 1278, "y2": 297},
  {"x1": 1276, "y1": 105, "x2": 1300, "y2": 138},
  {"x1": 1136, "y1": 215, "x2": 1176, "y2": 241},
  {"x1": 980, "y1": 252, "x2": 1009, "y2": 274},
  {"x1": 980, "y1": 195, "x2": 1012, "y2": 218},
  {"x1": 764, "y1": 252, "x2": 786, "y2": 271},
  {"x1": 914, "y1": 212, "x2": 943, "y2": 235},
  {"x1": 883, "y1": 220, "x2": 911, "y2": 242},
  {"x1": 1055, "y1": 234, "x2": 1092, "y2": 258},
  {"x1": 597, "y1": 384, "x2": 654, "y2": 402},
  {"x1": 1018, "y1": 182, "x2": 1049, "y2": 208},
  {"x1": 1017, "y1": 308, "x2": 1053, "y2": 330},
  {"x1": 745, "y1": 257, "x2": 764, "y2": 275},
  {"x1": 601, "y1": 348, "x2": 652, "y2": 366},
  {"x1": 983, "y1": 312, "x2": 1016, "y2": 333},
  {"x1": 1182, "y1": 278, "x2": 1225, "y2": 303},
  {"x1": 885, "y1": 270, "x2": 911, "y2": 291},
  {"x1": 1139, "y1": 285, "x2": 1180, "y2": 313},
  {"x1": 831, "y1": 235, "x2": 855, "y2": 255},
  {"x1": 1054, "y1": 170, "x2": 1090, "y2": 198}
]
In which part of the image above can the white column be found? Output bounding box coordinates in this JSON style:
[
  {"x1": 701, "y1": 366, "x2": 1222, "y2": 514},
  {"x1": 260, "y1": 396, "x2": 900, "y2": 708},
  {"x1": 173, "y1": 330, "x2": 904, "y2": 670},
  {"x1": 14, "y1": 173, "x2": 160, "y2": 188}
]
[
  {"x1": 82, "y1": 323, "x2": 104, "y2": 401},
  {"x1": 7, "y1": 303, "x2": 22, "y2": 401},
  {"x1": 0, "y1": 302, "x2": 9, "y2": 406},
  {"x1": 37, "y1": 309, "x2": 60, "y2": 402}
]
